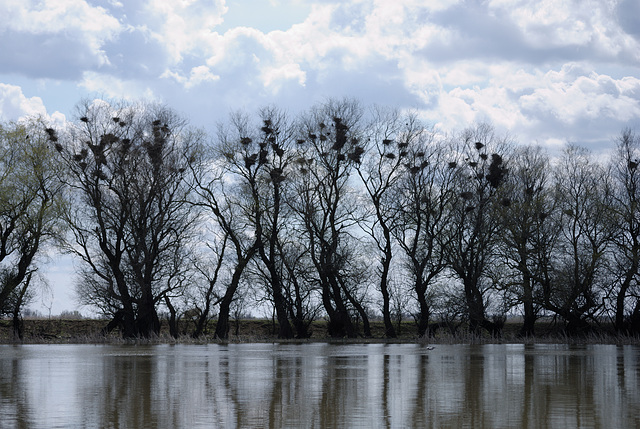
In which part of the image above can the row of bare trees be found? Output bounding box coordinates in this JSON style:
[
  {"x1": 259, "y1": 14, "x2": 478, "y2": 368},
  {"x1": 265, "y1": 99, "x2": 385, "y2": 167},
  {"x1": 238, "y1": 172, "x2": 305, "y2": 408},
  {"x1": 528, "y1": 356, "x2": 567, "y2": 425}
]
[{"x1": 4, "y1": 97, "x2": 640, "y2": 339}]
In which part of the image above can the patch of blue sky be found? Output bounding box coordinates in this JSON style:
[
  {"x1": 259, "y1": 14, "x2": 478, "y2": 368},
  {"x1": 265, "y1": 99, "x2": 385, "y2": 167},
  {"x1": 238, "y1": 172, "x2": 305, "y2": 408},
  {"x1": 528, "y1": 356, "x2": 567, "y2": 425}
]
[{"x1": 216, "y1": 0, "x2": 313, "y2": 33}]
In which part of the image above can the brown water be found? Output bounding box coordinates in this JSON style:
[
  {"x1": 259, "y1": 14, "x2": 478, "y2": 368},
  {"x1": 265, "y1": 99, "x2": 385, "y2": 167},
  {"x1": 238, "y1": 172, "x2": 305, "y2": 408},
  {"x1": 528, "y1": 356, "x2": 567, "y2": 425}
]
[{"x1": 0, "y1": 343, "x2": 638, "y2": 428}]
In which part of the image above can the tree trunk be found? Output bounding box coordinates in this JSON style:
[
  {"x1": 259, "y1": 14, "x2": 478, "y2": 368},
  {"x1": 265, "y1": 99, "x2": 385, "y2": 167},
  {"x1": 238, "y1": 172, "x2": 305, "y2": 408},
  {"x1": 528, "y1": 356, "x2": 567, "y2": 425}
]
[
  {"x1": 519, "y1": 274, "x2": 536, "y2": 337},
  {"x1": 292, "y1": 317, "x2": 311, "y2": 339},
  {"x1": 416, "y1": 284, "x2": 430, "y2": 338},
  {"x1": 615, "y1": 269, "x2": 635, "y2": 333},
  {"x1": 341, "y1": 279, "x2": 371, "y2": 337},
  {"x1": 464, "y1": 277, "x2": 487, "y2": 335},
  {"x1": 213, "y1": 256, "x2": 250, "y2": 339},
  {"x1": 12, "y1": 312, "x2": 23, "y2": 341},
  {"x1": 290, "y1": 279, "x2": 311, "y2": 338},
  {"x1": 193, "y1": 305, "x2": 210, "y2": 338},
  {"x1": 135, "y1": 294, "x2": 160, "y2": 338},
  {"x1": 214, "y1": 288, "x2": 234, "y2": 340},
  {"x1": 273, "y1": 286, "x2": 294, "y2": 339},
  {"x1": 327, "y1": 277, "x2": 357, "y2": 338},
  {"x1": 379, "y1": 255, "x2": 396, "y2": 338},
  {"x1": 164, "y1": 296, "x2": 179, "y2": 339},
  {"x1": 628, "y1": 300, "x2": 640, "y2": 334},
  {"x1": 564, "y1": 313, "x2": 591, "y2": 335}
]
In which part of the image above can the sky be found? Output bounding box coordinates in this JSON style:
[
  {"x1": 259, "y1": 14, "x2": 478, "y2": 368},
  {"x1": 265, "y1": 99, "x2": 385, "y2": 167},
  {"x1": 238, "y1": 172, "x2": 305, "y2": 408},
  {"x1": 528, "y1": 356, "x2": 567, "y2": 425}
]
[{"x1": 1, "y1": 0, "x2": 639, "y2": 315}]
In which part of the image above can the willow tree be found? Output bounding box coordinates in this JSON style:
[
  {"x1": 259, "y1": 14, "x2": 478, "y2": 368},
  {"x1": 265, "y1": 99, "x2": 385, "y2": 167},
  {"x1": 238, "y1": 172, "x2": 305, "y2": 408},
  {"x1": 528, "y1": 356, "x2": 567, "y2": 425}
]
[
  {"x1": 289, "y1": 98, "x2": 370, "y2": 338},
  {"x1": 545, "y1": 145, "x2": 614, "y2": 334},
  {"x1": 444, "y1": 123, "x2": 511, "y2": 335},
  {"x1": 193, "y1": 107, "x2": 301, "y2": 339},
  {"x1": 0, "y1": 120, "x2": 65, "y2": 338},
  {"x1": 53, "y1": 99, "x2": 201, "y2": 338},
  {"x1": 610, "y1": 129, "x2": 640, "y2": 333},
  {"x1": 392, "y1": 128, "x2": 458, "y2": 337},
  {"x1": 353, "y1": 107, "x2": 402, "y2": 338},
  {"x1": 494, "y1": 145, "x2": 558, "y2": 336}
]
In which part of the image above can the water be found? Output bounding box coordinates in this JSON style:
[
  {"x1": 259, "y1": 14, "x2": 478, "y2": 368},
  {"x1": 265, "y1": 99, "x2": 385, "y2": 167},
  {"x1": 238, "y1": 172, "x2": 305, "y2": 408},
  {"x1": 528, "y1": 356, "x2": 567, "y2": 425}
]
[{"x1": 0, "y1": 343, "x2": 638, "y2": 428}]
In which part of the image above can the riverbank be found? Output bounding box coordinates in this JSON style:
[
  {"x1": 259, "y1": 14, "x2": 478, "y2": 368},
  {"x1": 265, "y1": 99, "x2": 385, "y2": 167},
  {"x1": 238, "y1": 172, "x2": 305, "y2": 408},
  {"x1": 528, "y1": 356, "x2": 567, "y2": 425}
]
[{"x1": 1, "y1": 318, "x2": 639, "y2": 345}]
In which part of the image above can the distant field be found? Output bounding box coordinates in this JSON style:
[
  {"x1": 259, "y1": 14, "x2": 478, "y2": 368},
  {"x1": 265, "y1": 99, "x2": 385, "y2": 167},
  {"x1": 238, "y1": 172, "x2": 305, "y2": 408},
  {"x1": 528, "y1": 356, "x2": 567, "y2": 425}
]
[{"x1": 0, "y1": 318, "x2": 635, "y2": 344}]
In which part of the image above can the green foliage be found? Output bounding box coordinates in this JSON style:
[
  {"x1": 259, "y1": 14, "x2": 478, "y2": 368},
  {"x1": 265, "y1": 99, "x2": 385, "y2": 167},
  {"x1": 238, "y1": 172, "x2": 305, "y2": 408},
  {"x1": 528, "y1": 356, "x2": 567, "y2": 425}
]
[{"x1": 0, "y1": 119, "x2": 66, "y2": 325}]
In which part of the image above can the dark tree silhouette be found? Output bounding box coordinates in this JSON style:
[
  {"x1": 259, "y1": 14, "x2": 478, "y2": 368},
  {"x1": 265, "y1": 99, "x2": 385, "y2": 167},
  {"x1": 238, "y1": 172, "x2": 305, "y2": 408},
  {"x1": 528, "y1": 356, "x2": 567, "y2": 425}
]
[
  {"x1": 610, "y1": 129, "x2": 640, "y2": 334},
  {"x1": 289, "y1": 99, "x2": 370, "y2": 338},
  {"x1": 391, "y1": 123, "x2": 457, "y2": 337},
  {"x1": 494, "y1": 145, "x2": 557, "y2": 336},
  {"x1": 542, "y1": 145, "x2": 614, "y2": 334},
  {"x1": 445, "y1": 124, "x2": 511, "y2": 335},
  {"x1": 55, "y1": 99, "x2": 200, "y2": 338}
]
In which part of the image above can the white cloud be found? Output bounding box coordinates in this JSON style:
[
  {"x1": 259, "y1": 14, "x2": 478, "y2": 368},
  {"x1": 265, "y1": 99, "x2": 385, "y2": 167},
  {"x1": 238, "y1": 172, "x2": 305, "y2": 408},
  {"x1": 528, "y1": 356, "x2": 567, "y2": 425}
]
[
  {"x1": 3, "y1": 0, "x2": 639, "y2": 152},
  {"x1": 519, "y1": 65, "x2": 640, "y2": 124},
  {"x1": 161, "y1": 66, "x2": 220, "y2": 89},
  {"x1": 488, "y1": 0, "x2": 640, "y2": 62},
  {"x1": 261, "y1": 63, "x2": 306, "y2": 92},
  {"x1": 1, "y1": 0, "x2": 121, "y2": 57},
  {"x1": 144, "y1": 0, "x2": 227, "y2": 64},
  {"x1": 0, "y1": 83, "x2": 48, "y2": 120},
  {"x1": 79, "y1": 72, "x2": 156, "y2": 101},
  {"x1": 0, "y1": 83, "x2": 67, "y2": 124}
]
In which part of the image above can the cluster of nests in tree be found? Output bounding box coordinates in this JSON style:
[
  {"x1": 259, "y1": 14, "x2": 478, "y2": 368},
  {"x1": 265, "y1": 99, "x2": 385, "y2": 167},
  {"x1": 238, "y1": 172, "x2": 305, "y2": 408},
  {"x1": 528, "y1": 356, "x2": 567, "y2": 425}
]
[{"x1": 44, "y1": 128, "x2": 63, "y2": 153}]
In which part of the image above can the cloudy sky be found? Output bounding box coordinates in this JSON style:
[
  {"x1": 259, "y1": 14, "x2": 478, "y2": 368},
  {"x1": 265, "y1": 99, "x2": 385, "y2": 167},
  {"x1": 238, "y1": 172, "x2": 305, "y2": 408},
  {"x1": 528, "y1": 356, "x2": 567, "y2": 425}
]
[
  {"x1": 2, "y1": 0, "x2": 640, "y2": 151},
  {"x1": 2, "y1": 0, "x2": 640, "y2": 313}
]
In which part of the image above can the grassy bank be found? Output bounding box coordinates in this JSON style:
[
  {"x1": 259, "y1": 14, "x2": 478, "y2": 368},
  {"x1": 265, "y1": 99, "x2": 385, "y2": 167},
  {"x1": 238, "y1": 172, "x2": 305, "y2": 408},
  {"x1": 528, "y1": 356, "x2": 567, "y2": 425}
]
[{"x1": 1, "y1": 318, "x2": 639, "y2": 345}]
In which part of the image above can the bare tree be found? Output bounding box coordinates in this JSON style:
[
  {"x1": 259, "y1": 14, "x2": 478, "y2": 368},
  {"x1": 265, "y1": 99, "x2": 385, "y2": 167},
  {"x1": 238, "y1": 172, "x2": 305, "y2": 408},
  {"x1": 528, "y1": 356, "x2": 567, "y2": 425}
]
[
  {"x1": 609, "y1": 129, "x2": 640, "y2": 333},
  {"x1": 186, "y1": 231, "x2": 228, "y2": 338},
  {"x1": 444, "y1": 123, "x2": 511, "y2": 335},
  {"x1": 190, "y1": 111, "x2": 264, "y2": 340},
  {"x1": 494, "y1": 144, "x2": 557, "y2": 336},
  {"x1": 543, "y1": 145, "x2": 614, "y2": 334},
  {"x1": 288, "y1": 98, "x2": 369, "y2": 338},
  {"x1": 54, "y1": 99, "x2": 201, "y2": 338},
  {"x1": 354, "y1": 106, "x2": 416, "y2": 338},
  {"x1": 250, "y1": 107, "x2": 298, "y2": 338},
  {"x1": 391, "y1": 125, "x2": 457, "y2": 337},
  {"x1": 276, "y1": 231, "x2": 322, "y2": 338}
]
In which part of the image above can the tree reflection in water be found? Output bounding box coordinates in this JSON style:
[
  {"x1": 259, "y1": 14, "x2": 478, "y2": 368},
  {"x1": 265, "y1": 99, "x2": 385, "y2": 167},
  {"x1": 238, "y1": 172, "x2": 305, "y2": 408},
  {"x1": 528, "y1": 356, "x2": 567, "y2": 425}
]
[{"x1": 0, "y1": 343, "x2": 638, "y2": 428}]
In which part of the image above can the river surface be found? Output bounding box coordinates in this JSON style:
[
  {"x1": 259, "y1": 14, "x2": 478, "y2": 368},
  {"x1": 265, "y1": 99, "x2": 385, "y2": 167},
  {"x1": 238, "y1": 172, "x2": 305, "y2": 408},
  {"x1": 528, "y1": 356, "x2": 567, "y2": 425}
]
[{"x1": 0, "y1": 343, "x2": 638, "y2": 428}]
